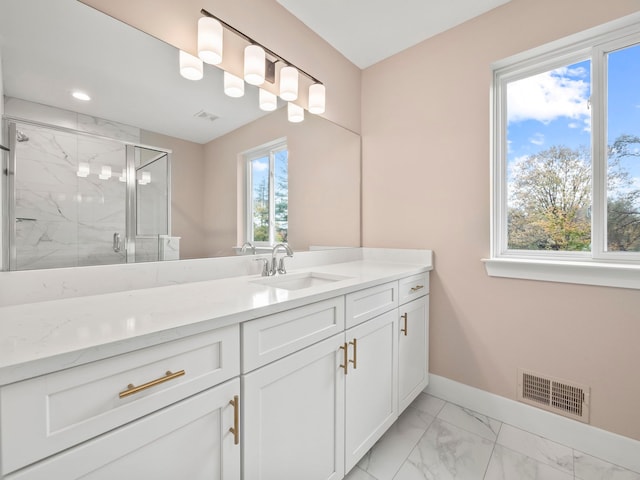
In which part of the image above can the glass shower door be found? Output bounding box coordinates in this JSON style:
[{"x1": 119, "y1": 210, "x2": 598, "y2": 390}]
[{"x1": 8, "y1": 121, "x2": 127, "y2": 270}]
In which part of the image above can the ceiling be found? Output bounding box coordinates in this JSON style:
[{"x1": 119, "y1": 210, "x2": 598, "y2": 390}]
[{"x1": 276, "y1": 0, "x2": 513, "y2": 69}]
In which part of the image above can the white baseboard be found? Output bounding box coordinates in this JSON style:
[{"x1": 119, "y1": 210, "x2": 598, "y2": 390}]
[{"x1": 425, "y1": 374, "x2": 640, "y2": 474}]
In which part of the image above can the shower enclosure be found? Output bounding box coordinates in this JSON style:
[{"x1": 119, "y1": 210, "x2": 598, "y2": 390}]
[{"x1": 1, "y1": 120, "x2": 172, "y2": 271}]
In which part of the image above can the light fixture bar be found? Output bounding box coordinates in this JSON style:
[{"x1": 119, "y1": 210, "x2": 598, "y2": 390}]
[{"x1": 200, "y1": 8, "x2": 323, "y2": 86}]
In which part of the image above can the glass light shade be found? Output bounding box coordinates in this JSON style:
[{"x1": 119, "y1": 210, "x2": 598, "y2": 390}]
[
  {"x1": 244, "y1": 45, "x2": 266, "y2": 86},
  {"x1": 259, "y1": 88, "x2": 278, "y2": 111},
  {"x1": 118, "y1": 169, "x2": 126, "y2": 182},
  {"x1": 179, "y1": 50, "x2": 203, "y2": 80},
  {"x1": 224, "y1": 71, "x2": 245, "y2": 97},
  {"x1": 287, "y1": 102, "x2": 304, "y2": 123},
  {"x1": 279, "y1": 66, "x2": 299, "y2": 101},
  {"x1": 98, "y1": 165, "x2": 111, "y2": 180},
  {"x1": 308, "y1": 83, "x2": 326, "y2": 114},
  {"x1": 198, "y1": 17, "x2": 223, "y2": 65}
]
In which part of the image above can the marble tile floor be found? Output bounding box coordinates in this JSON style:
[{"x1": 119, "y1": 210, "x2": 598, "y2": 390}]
[{"x1": 346, "y1": 393, "x2": 640, "y2": 480}]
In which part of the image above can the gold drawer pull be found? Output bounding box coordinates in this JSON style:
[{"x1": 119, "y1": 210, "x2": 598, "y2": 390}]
[
  {"x1": 349, "y1": 338, "x2": 357, "y2": 369},
  {"x1": 119, "y1": 370, "x2": 185, "y2": 399},
  {"x1": 401, "y1": 313, "x2": 408, "y2": 336},
  {"x1": 339, "y1": 342, "x2": 349, "y2": 375},
  {"x1": 410, "y1": 285, "x2": 424, "y2": 293},
  {"x1": 229, "y1": 395, "x2": 240, "y2": 445}
]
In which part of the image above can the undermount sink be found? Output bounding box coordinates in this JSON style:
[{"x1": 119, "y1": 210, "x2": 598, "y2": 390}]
[{"x1": 250, "y1": 272, "x2": 352, "y2": 291}]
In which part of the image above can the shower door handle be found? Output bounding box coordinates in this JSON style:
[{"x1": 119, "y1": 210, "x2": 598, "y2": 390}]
[{"x1": 113, "y1": 232, "x2": 122, "y2": 253}]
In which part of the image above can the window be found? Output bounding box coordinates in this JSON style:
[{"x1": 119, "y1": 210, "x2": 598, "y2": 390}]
[
  {"x1": 245, "y1": 140, "x2": 288, "y2": 245},
  {"x1": 488, "y1": 14, "x2": 640, "y2": 289}
]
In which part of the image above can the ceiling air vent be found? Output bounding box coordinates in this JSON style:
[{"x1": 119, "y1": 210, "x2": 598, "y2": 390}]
[
  {"x1": 517, "y1": 369, "x2": 590, "y2": 423},
  {"x1": 193, "y1": 110, "x2": 219, "y2": 122}
]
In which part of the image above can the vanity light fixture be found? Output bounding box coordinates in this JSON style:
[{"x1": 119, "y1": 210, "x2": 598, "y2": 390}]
[
  {"x1": 224, "y1": 71, "x2": 245, "y2": 98},
  {"x1": 244, "y1": 45, "x2": 266, "y2": 85},
  {"x1": 308, "y1": 83, "x2": 326, "y2": 115},
  {"x1": 179, "y1": 50, "x2": 204, "y2": 80},
  {"x1": 279, "y1": 66, "x2": 298, "y2": 101},
  {"x1": 197, "y1": 16, "x2": 223, "y2": 65},
  {"x1": 287, "y1": 102, "x2": 304, "y2": 123},
  {"x1": 259, "y1": 88, "x2": 278, "y2": 111},
  {"x1": 198, "y1": 8, "x2": 325, "y2": 121},
  {"x1": 72, "y1": 91, "x2": 91, "y2": 101}
]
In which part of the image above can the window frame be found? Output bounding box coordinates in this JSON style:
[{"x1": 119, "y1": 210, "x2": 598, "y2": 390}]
[
  {"x1": 486, "y1": 13, "x2": 640, "y2": 289},
  {"x1": 244, "y1": 138, "x2": 288, "y2": 247}
]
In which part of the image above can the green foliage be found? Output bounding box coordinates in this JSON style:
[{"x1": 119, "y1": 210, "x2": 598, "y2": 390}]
[
  {"x1": 508, "y1": 145, "x2": 591, "y2": 251},
  {"x1": 508, "y1": 137, "x2": 640, "y2": 252}
]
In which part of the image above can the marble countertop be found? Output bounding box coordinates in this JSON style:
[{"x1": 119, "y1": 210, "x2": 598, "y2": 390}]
[{"x1": 0, "y1": 258, "x2": 431, "y2": 386}]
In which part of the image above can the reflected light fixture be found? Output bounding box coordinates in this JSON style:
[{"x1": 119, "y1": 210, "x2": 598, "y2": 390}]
[
  {"x1": 224, "y1": 71, "x2": 245, "y2": 97},
  {"x1": 279, "y1": 66, "x2": 298, "y2": 101},
  {"x1": 98, "y1": 165, "x2": 112, "y2": 180},
  {"x1": 179, "y1": 50, "x2": 204, "y2": 80},
  {"x1": 308, "y1": 83, "x2": 326, "y2": 115},
  {"x1": 198, "y1": 16, "x2": 223, "y2": 65},
  {"x1": 76, "y1": 162, "x2": 90, "y2": 178},
  {"x1": 244, "y1": 45, "x2": 266, "y2": 85},
  {"x1": 139, "y1": 171, "x2": 151, "y2": 185},
  {"x1": 288, "y1": 102, "x2": 304, "y2": 123},
  {"x1": 259, "y1": 88, "x2": 277, "y2": 111}
]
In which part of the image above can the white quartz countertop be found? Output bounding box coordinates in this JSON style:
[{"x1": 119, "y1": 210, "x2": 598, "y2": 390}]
[{"x1": 0, "y1": 258, "x2": 431, "y2": 385}]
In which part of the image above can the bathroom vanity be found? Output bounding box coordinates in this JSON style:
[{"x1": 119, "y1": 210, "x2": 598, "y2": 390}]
[{"x1": 0, "y1": 249, "x2": 431, "y2": 479}]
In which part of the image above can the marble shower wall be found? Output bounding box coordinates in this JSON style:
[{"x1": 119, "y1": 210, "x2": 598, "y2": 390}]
[{"x1": 6, "y1": 97, "x2": 140, "y2": 270}]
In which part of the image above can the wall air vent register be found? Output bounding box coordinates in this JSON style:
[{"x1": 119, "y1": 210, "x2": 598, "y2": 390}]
[{"x1": 517, "y1": 369, "x2": 590, "y2": 423}]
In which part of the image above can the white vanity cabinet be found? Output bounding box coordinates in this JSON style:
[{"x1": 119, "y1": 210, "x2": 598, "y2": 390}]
[
  {"x1": 5, "y1": 379, "x2": 241, "y2": 480},
  {"x1": 241, "y1": 276, "x2": 421, "y2": 479},
  {"x1": 0, "y1": 325, "x2": 241, "y2": 480},
  {"x1": 397, "y1": 273, "x2": 430, "y2": 413}
]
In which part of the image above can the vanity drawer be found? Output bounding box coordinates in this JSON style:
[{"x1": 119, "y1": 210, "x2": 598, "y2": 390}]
[
  {"x1": 345, "y1": 281, "x2": 398, "y2": 328},
  {"x1": 0, "y1": 324, "x2": 239, "y2": 475},
  {"x1": 242, "y1": 296, "x2": 345, "y2": 373},
  {"x1": 398, "y1": 273, "x2": 429, "y2": 305}
]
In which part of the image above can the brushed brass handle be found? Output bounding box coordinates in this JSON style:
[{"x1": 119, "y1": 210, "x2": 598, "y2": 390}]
[
  {"x1": 339, "y1": 342, "x2": 348, "y2": 375},
  {"x1": 349, "y1": 338, "x2": 357, "y2": 369},
  {"x1": 410, "y1": 285, "x2": 424, "y2": 292},
  {"x1": 229, "y1": 395, "x2": 240, "y2": 445},
  {"x1": 401, "y1": 313, "x2": 408, "y2": 336},
  {"x1": 119, "y1": 370, "x2": 185, "y2": 399}
]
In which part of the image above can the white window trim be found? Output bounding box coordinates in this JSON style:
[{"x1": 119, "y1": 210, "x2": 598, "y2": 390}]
[
  {"x1": 243, "y1": 138, "x2": 287, "y2": 247},
  {"x1": 485, "y1": 12, "x2": 640, "y2": 290}
]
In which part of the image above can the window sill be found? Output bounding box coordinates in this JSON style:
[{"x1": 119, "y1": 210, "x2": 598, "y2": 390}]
[{"x1": 482, "y1": 257, "x2": 640, "y2": 290}]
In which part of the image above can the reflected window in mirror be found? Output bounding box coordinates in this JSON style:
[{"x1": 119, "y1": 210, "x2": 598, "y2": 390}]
[{"x1": 245, "y1": 139, "x2": 288, "y2": 246}]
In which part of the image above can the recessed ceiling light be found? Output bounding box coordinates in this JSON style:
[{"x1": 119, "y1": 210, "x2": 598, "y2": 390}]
[{"x1": 72, "y1": 91, "x2": 91, "y2": 101}]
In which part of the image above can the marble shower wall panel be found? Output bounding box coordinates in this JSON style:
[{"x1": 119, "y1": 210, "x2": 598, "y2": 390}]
[
  {"x1": 12, "y1": 123, "x2": 128, "y2": 269},
  {"x1": 77, "y1": 135, "x2": 127, "y2": 267},
  {"x1": 14, "y1": 125, "x2": 81, "y2": 269},
  {"x1": 5, "y1": 97, "x2": 141, "y2": 143}
]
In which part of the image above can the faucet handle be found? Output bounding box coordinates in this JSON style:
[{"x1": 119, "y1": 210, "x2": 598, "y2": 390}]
[
  {"x1": 254, "y1": 257, "x2": 270, "y2": 276},
  {"x1": 277, "y1": 254, "x2": 293, "y2": 275}
]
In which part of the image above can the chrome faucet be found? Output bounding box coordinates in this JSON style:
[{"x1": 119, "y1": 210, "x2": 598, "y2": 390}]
[
  {"x1": 271, "y1": 243, "x2": 294, "y2": 275},
  {"x1": 241, "y1": 241, "x2": 256, "y2": 255}
]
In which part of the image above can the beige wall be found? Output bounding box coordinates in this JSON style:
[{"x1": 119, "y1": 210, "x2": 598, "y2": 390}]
[
  {"x1": 203, "y1": 107, "x2": 361, "y2": 257},
  {"x1": 140, "y1": 131, "x2": 207, "y2": 259},
  {"x1": 79, "y1": 0, "x2": 361, "y2": 134},
  {"x1": 362, "y1": 0, "x2": 640, "y2": 440}
]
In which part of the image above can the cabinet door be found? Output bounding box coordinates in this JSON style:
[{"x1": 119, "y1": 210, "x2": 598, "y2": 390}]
[
  {"x1": 398, "y1": 296, "x2": 430, "y2": 413},
  {"x1": 344, "y1": 309, "x2": 398, "y2": 471},
  {"x1": 242, "y1": 333, "x2": 345, "y2": 480},
  {"x1": 7, "y1": 379, "x2": 240, "y2": 480}
]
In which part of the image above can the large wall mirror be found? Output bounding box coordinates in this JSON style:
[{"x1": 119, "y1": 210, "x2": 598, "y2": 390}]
[{"x1": 0, "y1": 0, "x2": 361, "y2": 271}]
